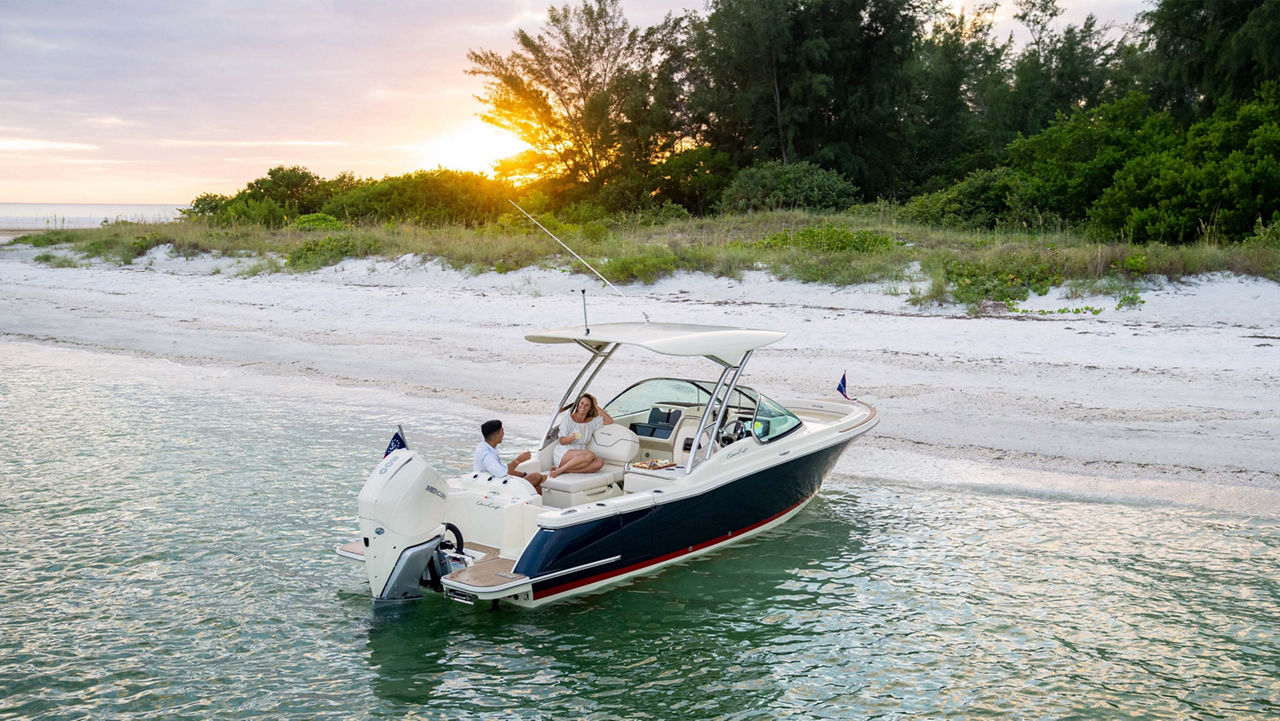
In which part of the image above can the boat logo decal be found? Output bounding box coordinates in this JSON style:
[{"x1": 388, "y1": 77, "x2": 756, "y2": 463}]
[
  {"x1": 425, "y1": 484, "x2": 446, "y2": 500},
  {"x1": 374, "y1": 527, "x2": 384, "y2": 535}
]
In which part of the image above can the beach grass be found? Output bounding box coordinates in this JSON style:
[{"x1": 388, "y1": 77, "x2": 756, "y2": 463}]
[
  {"x1": 32, "y1": 252, "x2": 82, "y2": 268},
  {"x1": 10, "y1": 210, "x2": 1278, "y2": 306}
]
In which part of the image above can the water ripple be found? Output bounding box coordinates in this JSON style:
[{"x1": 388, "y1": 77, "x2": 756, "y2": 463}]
[{"x1": 2, "y1": 345, "x2": 1278, "y2": 719}]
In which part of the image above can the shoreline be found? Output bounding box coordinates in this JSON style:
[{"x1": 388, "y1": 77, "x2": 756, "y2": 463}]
[{"x1": 3, "y1": 240, "x2": 1277, "y2": 516}]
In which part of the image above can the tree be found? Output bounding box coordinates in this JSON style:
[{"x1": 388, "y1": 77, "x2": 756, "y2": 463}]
[
  {"x1": 690, "y1": 0, "x2": 797, "y2": 166},
  {"x1": 1143, "y1": 0, "x2": 1280, "y2": 117},
  {"x1": 242, "y1": 165, "x2": 325, "y2": 214},
  {"x1": 994, "y1": 0, "x2": 1120, "y2": 139},
  {"x1": 1091, "y1": 83, "x2": 1280, "y2": 243},
  {"x1": 692, "y1": 0, "x2": 919, "y2": 197},
  {"x1": 467, "y1": 0, "x2": 685, "y2": 187},
  {"x1": 901, "y1": 3, "x2": 1010, "y2": 193},
  {"x1": 651, "y1": 146, "x2": 736, "y2": 214}
]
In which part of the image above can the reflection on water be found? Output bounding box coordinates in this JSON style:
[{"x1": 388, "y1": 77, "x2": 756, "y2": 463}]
[
  {"x1": 1, "y1": 342, "x2": 1278, "y2": 720},
  {"x1": 0, "y1": 202, "x2": 185, "y2": 230}
]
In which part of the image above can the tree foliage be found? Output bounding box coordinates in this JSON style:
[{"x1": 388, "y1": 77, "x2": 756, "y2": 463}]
[
  {"x1": 184, "y1": 168, "x2": 511, "y2": 228},
  {"x1": 1004, "y1": 93, "x2": 1176, "y2": 220},
  {"x1": 188, "y1": 0, "x2": 1280, "y2": 240},
  {"x1": 718, "y1": 161, "x2": 858, "y2": 212},
  {"x1": 467, "y1": 0, "x2": 687, "y2": 188},
  {"x1": 690, "y1": 0, "x2": 918, "y2": 197},
  {"x1": 1144, "y1": 0, "x2": 1280, "y2": 117},
  {"x1": 1092, "y1": 83, "x2": 1280, "y2": 243},
  {"x1": 901, "y1": 3, "x2": 1009, "y2": 193}
]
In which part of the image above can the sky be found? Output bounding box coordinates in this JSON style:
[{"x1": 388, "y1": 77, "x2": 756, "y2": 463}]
[{"x1": 0, "y1": 0, "x2": 1145, "y2": 204}]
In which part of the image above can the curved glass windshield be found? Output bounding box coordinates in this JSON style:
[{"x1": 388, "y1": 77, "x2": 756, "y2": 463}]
[
  {"x1": 751, "y1": 393, "x2": 803, "y2": 443},
  {"x1": 605, "y1": 378, "x2": 711, "y2": 416},
  {"x1": 605, "y1": 378, "x2": 758, "y2": 415}
]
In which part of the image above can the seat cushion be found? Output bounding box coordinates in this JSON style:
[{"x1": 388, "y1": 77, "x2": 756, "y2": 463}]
[
  {"x1": 587, "y1": 425, "x2": 640, "y2": 464},
  {"x1": 543, "y1": 467, "x2": 624, "y2": 493}
]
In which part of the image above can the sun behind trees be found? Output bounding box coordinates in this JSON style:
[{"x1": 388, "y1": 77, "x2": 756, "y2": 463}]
[
  {"x1": 181, "y1": 0, "x2": 1280, "y2": 248},
  {"x1": 466, "y1": 0, "x2": 689, "y2": 191}
]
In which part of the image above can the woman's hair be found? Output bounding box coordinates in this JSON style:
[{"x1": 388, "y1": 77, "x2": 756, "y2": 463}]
[{"x1": 575, "y1": 393, "x2": 600, "y2": 419}]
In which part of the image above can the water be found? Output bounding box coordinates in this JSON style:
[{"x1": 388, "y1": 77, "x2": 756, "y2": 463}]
[
  {"x1": 1, "y1": 342, "x2": 1277, "y2": 720},
  {"x1": 0, "y1": 203, "x2": 186, "y2": 230}
]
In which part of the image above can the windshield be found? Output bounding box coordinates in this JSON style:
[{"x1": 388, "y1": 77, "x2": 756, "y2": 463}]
[
  {"x1": 751, "y1": 393, "x2": 803, "y2": 443},
  {"x1": 605, "y1": 378, "x2": 758, "y2": 416},
  {"x1": 605, "y1": 378, "x2": 710, "y2": 416}
]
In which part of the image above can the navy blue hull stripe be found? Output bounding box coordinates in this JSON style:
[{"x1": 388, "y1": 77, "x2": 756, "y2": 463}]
[
  {"x1": 532, "y1": 489, "x2": 816, "y2": 600},
  {"x1": 521, "y1": 440, "x2": 852, "y2": 601}
]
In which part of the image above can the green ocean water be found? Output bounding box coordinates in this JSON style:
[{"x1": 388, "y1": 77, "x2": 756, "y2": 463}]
[{"x1": 1, "y1": 342, "x2": 1277, "y2": 720}]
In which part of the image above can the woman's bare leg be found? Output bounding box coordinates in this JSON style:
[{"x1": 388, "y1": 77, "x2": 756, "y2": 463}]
[{"x1": 550, "y1": 450, "x2": 599, "y2": 477}]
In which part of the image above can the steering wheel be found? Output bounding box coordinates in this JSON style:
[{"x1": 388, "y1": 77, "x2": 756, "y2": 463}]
[{"x1": 720, "y1": 418, "x2": 749, "y2": 446}]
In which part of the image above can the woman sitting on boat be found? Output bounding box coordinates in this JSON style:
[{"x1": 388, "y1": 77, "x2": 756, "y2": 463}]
[{"x1": 549, "y1": 393, "x2": 614, "y2": 478}]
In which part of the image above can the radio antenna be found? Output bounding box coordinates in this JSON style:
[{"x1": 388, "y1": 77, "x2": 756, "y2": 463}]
[{"x1": 508, "y1": 200, "x2": 649, "y2": 323}]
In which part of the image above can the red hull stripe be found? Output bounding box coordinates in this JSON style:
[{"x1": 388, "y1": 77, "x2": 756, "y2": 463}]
[{"x1": 532, "y1": 490, "x2": 816, "y2": 600}]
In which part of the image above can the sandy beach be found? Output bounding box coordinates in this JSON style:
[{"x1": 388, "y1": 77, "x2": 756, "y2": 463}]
[{"x1": 3, "y1": 236, "x2": 1278, "y2": 516}]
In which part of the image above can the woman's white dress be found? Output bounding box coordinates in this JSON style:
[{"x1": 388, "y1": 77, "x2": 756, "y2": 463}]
[{"x1": 553, "y1": 414, "x2": 604, "y2": 466}]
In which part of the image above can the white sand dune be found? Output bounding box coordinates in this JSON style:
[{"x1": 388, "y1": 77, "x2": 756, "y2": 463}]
[{"x1": 3, "y1": 238, "x2": 1278, "y2": 516}]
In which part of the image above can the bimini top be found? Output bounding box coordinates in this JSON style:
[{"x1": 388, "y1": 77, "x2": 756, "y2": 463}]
[{"x1": 526, "y1": 322, "x2": 785, "y2": 365}]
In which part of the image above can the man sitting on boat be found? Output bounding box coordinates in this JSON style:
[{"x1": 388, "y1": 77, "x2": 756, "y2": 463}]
[
  {"x1": 474, "y1": 419, "x2": 546, "y2": 490},
  {"x1": 549, "y1": 393, "x2": 614, "y2": 478}
]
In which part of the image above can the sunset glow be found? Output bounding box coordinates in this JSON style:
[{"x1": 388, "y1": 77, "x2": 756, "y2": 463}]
[
  {"x1": 0, "y1": 1, "x2": 1142, "y2": 203},
  {"x1": 399, "y1": 120, "x2": 531, "y2": 176}
]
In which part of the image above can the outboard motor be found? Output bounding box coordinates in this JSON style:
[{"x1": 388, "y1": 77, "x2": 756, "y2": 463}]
[{"x1": 358, "y1": 449, "x2": 449, "y2": 603}]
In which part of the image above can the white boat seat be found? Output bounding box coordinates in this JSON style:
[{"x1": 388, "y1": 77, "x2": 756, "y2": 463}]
[
  {"x1": 541, "y1": 424, "x2": 639, "y2": 505},
  {"x1": 671, "y1": 416, "x2": 717, "y2": 466},
  {"x1": 543, "y1": 467, "x2": 625, "y2": 493}
]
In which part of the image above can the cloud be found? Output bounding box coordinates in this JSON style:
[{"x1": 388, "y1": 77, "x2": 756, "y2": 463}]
[
  {"x1": 366, "y1": 87, "x2": 438, "y2": 102},
  {"x1": 4, "y1": 33, "x2": 59, "y2": 51},
  {"x1": 54, "y1": 157, "x2": 152, "y2": 165},
  {"x1": 85, "y1": 116, "x2": 131, "y2": 126},
  {"x1": 0, "y1": 138, "x2": 98, "y2": 152},
  {"x1": 159, "y1": 139, "x2": 346, "y2": 148}
]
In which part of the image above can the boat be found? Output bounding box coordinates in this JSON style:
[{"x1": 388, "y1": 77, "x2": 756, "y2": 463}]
[{"x1": 337, "y1": 321, "x2": 878, "y2": 608}]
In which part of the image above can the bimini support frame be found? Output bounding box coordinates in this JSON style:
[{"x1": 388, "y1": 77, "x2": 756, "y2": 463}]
[
  {"x1": 543, "y1": 341, "x2": 620, "y2": 444},
  {"x1": 686, "y1": 349, "x2": 754, "y2": 473}
]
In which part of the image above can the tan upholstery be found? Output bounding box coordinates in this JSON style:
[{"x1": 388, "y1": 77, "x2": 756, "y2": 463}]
[
  {"x1": 671, "y1": 416, "x2": 717, "y2": 466},
  {"x1": 542, "y1": 424, "x2": 639, "y2": 494}
]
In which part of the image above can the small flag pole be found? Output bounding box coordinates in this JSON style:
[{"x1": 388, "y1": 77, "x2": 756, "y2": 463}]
[{"x1": 383, "y1": 426, "x2": 409, "y2": 458}]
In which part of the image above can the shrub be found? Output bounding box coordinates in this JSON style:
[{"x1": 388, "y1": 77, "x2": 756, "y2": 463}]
[
  {"x1": 1090, "y1": 83, "x2": 1280, "y2": 243},
  {"x1": 900, "y1": 167, "x2": 1022, "y2": 229},
  {"x1": 1004, "y1": 94, "x2": 1175, "y2": 222},
  {"x1": 558, "y1": 201, "x2": 610, "y2": 225},
  {"x1": 718, "y1": 161, "x2": 858, "y2": 213},
  {"x1": 288, "y1": 213, "x2": 346, "y2": 231},
  {"x1": 946, "y1": 255, "x2": 1062, "y2": 305},
  {"x1": 213, "y1": 196, "x2": 289, "y2": 228},
  {"x1": 1245, "y1": 217, "x2": 1280, "y2": 249},
  {"x1": 286, "y1": 235, "x2": 381, "y2": 272},
  {"x1": 242, "y1": 165, "x2": 326, "y2": 214},
  {"x1": 321, "y1": 169, "x2": 511, "y2": 226},
  {"x1": 180, "y1": 192, "x2": 230, "y2": 219},
  {"x1": 652, "y1": 147, "x2": 736, "y2": 215},
  {"x1": 599, "y1": 247, "x2": 677, "y2": 284}
]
